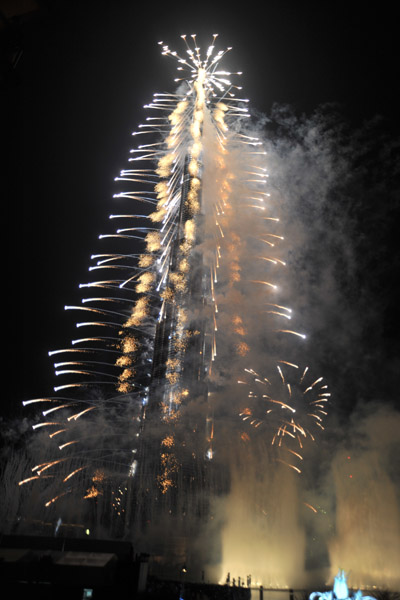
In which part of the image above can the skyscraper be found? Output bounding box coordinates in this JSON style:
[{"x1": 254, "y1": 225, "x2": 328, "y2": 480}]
[{"x1": 19, "y1": 36, "x2": 329, "y2": 581}]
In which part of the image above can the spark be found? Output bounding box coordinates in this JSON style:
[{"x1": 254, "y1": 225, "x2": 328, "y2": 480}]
[
  {"x1": 276, "y1": 330, "x2": 306, "y2": 339},
  {"x1": 63, "y1": 467, "x2": 87, "y2": 482},
  {"x1": 251, "y1": 280, "x2": 278, "y2": 290},
  {"x1": 45, "y1": 490, "x2": 71, "y2": 507}
]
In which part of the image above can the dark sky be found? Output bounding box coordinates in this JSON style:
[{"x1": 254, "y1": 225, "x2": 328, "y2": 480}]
[{"x1": 4, "y1": 0, "x2": 399, "y2": 416}]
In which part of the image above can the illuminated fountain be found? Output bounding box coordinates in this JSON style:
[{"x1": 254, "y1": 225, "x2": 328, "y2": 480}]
[{"x1": 310, "y1": 570, "x2": 376, "y2": 600}]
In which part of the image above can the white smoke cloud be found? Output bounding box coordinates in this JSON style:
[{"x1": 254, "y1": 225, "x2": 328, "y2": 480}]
[{"x1": 208, "y1": 103, "x2": 400, "y2": 589}]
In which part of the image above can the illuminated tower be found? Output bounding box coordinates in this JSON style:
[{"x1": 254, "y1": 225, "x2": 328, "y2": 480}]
[
  {"x1": 126, "y1": 41, "x2": 241, "y2": 562},
  {"x1": 20, "y1": 37, "x2": 330, "y2": 582}
]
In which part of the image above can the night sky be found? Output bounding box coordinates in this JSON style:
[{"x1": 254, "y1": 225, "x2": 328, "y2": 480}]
[{"x1": 5, "y1": 0, "x2": 399, "y2": 418}]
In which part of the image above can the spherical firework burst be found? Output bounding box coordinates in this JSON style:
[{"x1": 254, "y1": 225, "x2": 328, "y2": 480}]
[{"x1": 239, "y1": 362, "x2": 330, "y2": 473}]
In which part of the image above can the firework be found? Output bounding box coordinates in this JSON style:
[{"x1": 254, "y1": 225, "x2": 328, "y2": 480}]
[{"x1": 239, "y1": 363, "x2": 329, "y2": 473}]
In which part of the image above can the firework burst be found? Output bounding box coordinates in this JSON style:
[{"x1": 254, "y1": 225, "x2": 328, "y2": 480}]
[{"x1": 239, "y1": 363, "x2": 330, "y2": 473}]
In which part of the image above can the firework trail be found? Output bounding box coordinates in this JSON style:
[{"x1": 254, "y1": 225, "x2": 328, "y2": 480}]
[{"x1": 18, "y1": 36, "x2": 329, "y2": 579}]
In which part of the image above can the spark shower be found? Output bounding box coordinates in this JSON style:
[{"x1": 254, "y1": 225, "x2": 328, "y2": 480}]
[{"x1": 15, "y1": 35, "x2": 399, "y2": 589}]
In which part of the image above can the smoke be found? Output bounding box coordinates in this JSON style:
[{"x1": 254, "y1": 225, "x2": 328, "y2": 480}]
[
  {"x1": 262, "y1": 104, "x2": 399, "y2": 390},
  {"x1": 328, "y1": 403, "x2": 400, "y2": 589},
  {"x1": 198, "y1": 103, "x2": 400, "y2": 588}
]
